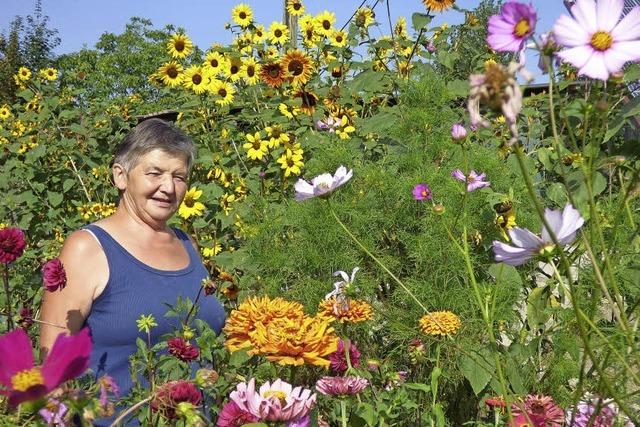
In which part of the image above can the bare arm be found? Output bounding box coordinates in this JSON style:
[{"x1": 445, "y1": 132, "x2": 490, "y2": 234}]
[{"x1": 39, "y1": 230, "x2": 107, "y2": 354}]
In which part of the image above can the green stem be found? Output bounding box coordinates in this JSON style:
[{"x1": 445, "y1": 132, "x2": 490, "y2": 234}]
[
  {"x1": 3, "y1": 265, "x2": 12, "y2": 331},
  {"x1": 340, "y1": 399, "x2": 348, "y2": 427}
]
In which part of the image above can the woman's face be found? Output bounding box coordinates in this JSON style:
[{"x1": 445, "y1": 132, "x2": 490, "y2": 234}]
[{"x1": 114, "y1": 149, "x2": 189, "y2": 225}]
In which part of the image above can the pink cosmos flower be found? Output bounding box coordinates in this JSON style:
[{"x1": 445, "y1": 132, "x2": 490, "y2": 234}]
[
  {"x1": 216, "y1": 401, "x2": 259, "y2": 427},
  {"x1": 553, "y1": 0, "x2": 640, "y2": 80},
  {"x1": 42, "y1": 258, "x2": 67, "y2": 292},
  {"x1": 294, "y1": 166, "x2": 353, "y2": 201},
  {"x1": 451, "y1": 169, "x2": 491, "y2": 192},
  {"x1": 487, "y1": 2, "x2": 537, "y2": 52},
  {"x1": 230, "y1": 378, "x2": 316, "y2": 425},
  {"x1": 412, "y1": 183, "x2": 432, "y2": 201},
  {"x1": 39, "y1": 399, "x2": 68, "y2": 426},
  {"x1": 316, "y1": 376, "x2": 369, "y2": 396},
  {"x1": 512, "y1": 394, "x2": 565, "y2": 427},
  {"x1": 98, "y1": 375, "x2": 119, "y2": 409},
  {"x1": 451, "y1": 124, "x2": 467, "y2": 141},
  {"x1": 493, "y1": 204, "x2": 585, "y2": 266},
  {"x1": 0, "y1": 327, "x2": 91, "y2": 406},
  {"x1": 316, "y1": 116, "x2": 342, "y2": 133},
  {"x1": 0, "y1": 227, "x2": 26, "y2": 264},
  {"x1": 565, "y1": 395, "x2": 618, "y2": 427},
  {"x1": 329, "y1": 339, "x2": 361, "y2": 373}
]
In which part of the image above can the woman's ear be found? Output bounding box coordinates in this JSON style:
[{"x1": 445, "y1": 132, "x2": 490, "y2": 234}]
[{"x1": 112, "y1": 163, "x2": 127, "y2": 191}]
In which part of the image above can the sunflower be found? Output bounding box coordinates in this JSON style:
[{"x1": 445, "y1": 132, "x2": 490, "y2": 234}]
[
  {"x1": 336, "y1": 118, "x2": 356, "y2": 140},
  {"x1": 264, "y1": 125, "x2": 290, "y2": 148},
  {"x1": 17, "y1": 67, "x2": 31, "y2": 81},
  {"x1": 220, "y1": 193, "x2": 236, "y2": 215},
  {"x1": 328, "y1": 104, "x2": 357, "y2": 124},
  {"x1": 354, "y1": 7, "x2": 375, "y2": 28},
  {"x1": 301, "y1": 21, "x2": 320, "y2": 48},
  {"x1": 263, "y1": 46, "x2": 280, "y2": 61},
  {"x1": 394, "y1": 17, "x2": 408, "y2": 38},
  {"x1": 422, "y1": 0, "x2": 455, "y2": 13},
  {"x1": 203, "y1": 51, "x2": 228, "y2": 76},
  {"x1": 318, "y1": 297, "x2": 374, "y2": 323},
  {"x1": 294, "y1": 89, "x2": 319, "y2": 115},
  {"x1": 259, "y1": 62, "x2": 286, "y2": 88},
  {"x1": 276, "y1": 149, "x2": 304, "y2": 177},
  {"x1": 157, "y1": 61, "x2": 184, "y2": 87},
  {"x1": 419, "y1": 311, "x2": 461, "y2": 336},
  {"x1": 222, "y1": 56, "x2": 244, "y2": 82},
  {"x1": 167, "y1": 33, "x2": 193, "y2": 59},
  {"x1": 329, "y1": 30, "x2": 349, "y2": 48},
  {"x1": 286, "y1": 0, "x2": 305, "y2": 16},
  {"x1": 315, "y1": 10, "x2": 336, "y2": 37},
  {"x1": 209, "y1": 79, "x2": 235, "y2": 106},
  {"x1": 243, "y1": 132, "x2": 268, "y2": 160},
  {"x1": 268, "y1": 21, "x2": 289, "y2": 45},
  {"x1": 39, "y1": 68, "x2": 58, "y2": 81},
  {"x1": 231, "y1": 3, "x2": 253, "y2": 28},
  {"x1": 397, "y1": 60, "x2": 413, "y2": 78},
  {"x1": 0, "y1": 105, "x2": 11, "y2": 120},
  {"x1": 494, "y1": 201, "x2": 516, "y2": 241},
  {"x1": 279, "y1": 103, "x2": 299, "y2": 119},
  {"x1": 234, "y1": 32, "x2": 254, "y2": 54},
  {"x1": 241, "y1": 57, "x2": 261, "y2": 85},
  {"x1": 179, "y1": 187, "x2": 205, "y2": 219},
  {"x1": 281, "y1": 49, "x2": 314, "y2": 86},
  {"x1": 183, "y1": 66, "x2": 209, "y2": 94},
  {"x1": 251, "y1": 24, "x2": 266, "y2": 44},
  {"x1": 202, "y1": 243, "x2": 222, "y2": 258}
]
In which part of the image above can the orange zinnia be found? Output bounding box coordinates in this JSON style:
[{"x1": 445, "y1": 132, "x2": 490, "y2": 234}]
[{"x1": 318, "y1": 297, "x2": 373, "y2": 323}]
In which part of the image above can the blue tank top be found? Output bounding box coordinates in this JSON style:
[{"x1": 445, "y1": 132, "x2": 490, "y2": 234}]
[{"x1": 83, "y1": 224, "x2": 226, "y2": 424}]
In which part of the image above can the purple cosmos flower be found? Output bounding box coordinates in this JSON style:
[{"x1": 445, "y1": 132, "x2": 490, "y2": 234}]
[
  {"x1": 412, "y1": 183, "x2": 432, "y2": 201},
  {"x1": 553, "y1": 0, "x2": 640, "y2": 81},
  {"x1": 99, "y1": 375, "x2": 119, "y2": 408},
  {"x1": 294, "y1": 166, "x2": 353, "y2": 201},
  {"x1": 451, "y1": 169, "x2": 491, "y2": 192},
  {"x1": 316, "y1": 376, "x2": 369, "y2": 396},
  {"x1": 39, "y1": 399, "x2": 68, "y2": 426},
  {"x1": 316, "y1": 116, "x2": 342, "y2": 133},
  {"x1": 450, "y1": 124, "x2": 467, "y2": 141},
  {"x1": 487, "y1": 1, "x2": 537, "y2": 52},
  {"x1": 492, "y1": 204, "x2": 585, "y2": 266}
]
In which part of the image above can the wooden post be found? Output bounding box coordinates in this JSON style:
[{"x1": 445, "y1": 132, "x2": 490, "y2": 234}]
[{"x1": 284, "y1": 0, "x2": 298, "y2": 49}]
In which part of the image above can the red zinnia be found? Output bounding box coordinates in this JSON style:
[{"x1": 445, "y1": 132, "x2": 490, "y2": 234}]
[
  {"x1": 0, "y1": 327, "x2": 91, "y2": 406},
  {"x1": 151, "y1": 380, "x2": 201, "y2": 419},
  {"x1": 42, "y1": 258, "x2": 67, "y2": 292},
  {"x1": 0, "y1": 227, "x2": 26, "y2": 264},
  {"x1": 167, "y1": 337, "x2": 200, "y2": 361},
  {"x1": 216, "y1": 400, "x2": 259, "y2": 427}
]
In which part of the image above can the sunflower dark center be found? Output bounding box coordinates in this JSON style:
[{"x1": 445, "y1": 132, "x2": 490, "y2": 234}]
[
  {"x1": 336, "y1": 35, "x2": 343, "y2": 42},
  {"x1": 275, "y1": 29, "x2": 283, "y2": 37},
  {"x1": 288, "y1": 60, "x2": 304, "y2": 76},
  {"x1": 218, "y1": 88, "x2": 227, "y2": 97},
  {"x1": 192, "y1": 74, "x2": 202, "y2": 84},
  {"x1": 230, "y1": 65, "x2": 239, "y2": 74},
  {"x1": 322, "y1": 20, "x2": 331, "y2": 30},
  {"x1": 184, "y1": 196, "x2": 195, "y2": 207},
  {"x1": 175, "y1": 40, "x2": 185, "y2": 51},
  {"x1": 239, "y1": 12, "x2": 247, "y2": 19},
  {"x1": 168, "y1": 67, "x2": 179, "y2": 78},
  {"x1": 247, "y1": 66, "x2": 255, "y2": 77},
  {"x1": 293, "y1": 3, "x2": 301, "y2": 10},
  {"x1": 268, "y1": 66, "x2": 281, "y2": 77},
  {"x1": 210, "y1": 59, "x2": 219, "y2": 67}
]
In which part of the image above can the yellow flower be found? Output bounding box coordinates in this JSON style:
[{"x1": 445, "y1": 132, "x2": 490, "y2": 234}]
[
  {"x1": 281, "y1": 49, "x2": 314, "y2": 86},
  {"x1": 252, "y1": 24, "x2": 266, "y2": 44},
  {"x1": 183, "y1": 66, "x2": 209, "y2": 94},
  {"x1": 203, "y1": 51, "x2": 228, "y2": 76},
  {"x1": 17, "y1": 66, "x2": 31, "y2": 82},
  {"x1": 336, "y1": 116, "x2": 356, "y2": 139},
  {"x1": 220, "y1": 193, "x2": 236, "y2": 215},
  {"x1": 286, "y1": 0, "x2": 305, "y2": 16},
  {"x1": 295, "y1": 89, "x2": 318, "y2": 115},
  {"x1": 167, "y1": 33, "x2": 193, "y2": 59},
  {"x1": 241, "y1": 57, "x2": 261, "y2": 86},
  {"x1": 263, "y1": 45, "x2": 280, "y2": 60},
  {"x1": 301, "y1": 20, "x2": 320, "y2": 48},
  {"x1": 268, "y1": 21, "x2": 289, "y2": 44},
  {"x1": 202, "y1": 243, "x2": 222, "y2": 257},
  {"x1": 259, "y1": 62, "x2": 286, "y2": 88},
  {"x1": 136, "y1": 314, "x2": 158, "y2": 334},
  {"x1": 223, "y1": 56, "x2": 244, "y2": 82},
  {"x1": 210, "y1": 79, "x2": 235, "y2": 106},
  {"x1": 0, "y1": 105, "x2": 11, "y2": 120},
  {"x1": 179, "y1": 187, "x2": 205, "y2": 219},
  {"x1": 318, "y1": 297, "x2": 374, "y2": 323},
  {"x1": 208, "y1": 167, "x2": 233, "y2": 187},
  {"x1": 330, "y1": 30, "x2": 349, "y2": 48},
  {"x1": 234, "y1": 32, "x2": 254, "y2": 54},
  {"x1": 276, "y1": 149, "x2": 304, "y2": 177},
  {"x1": 354, "y1": 7, "x2": 375, "y2": 28},
  {"x1": 264, "y1": 125, "x2": 289, "y2": 148},
  {"x1": 394, "y1": 17, "x2": 408, "y2": 38},
  {"x1": 494, "y1": 202, "x2": 516, "y2": 241},
  {"x1": 10, "y1": 120, "x2": 26, "y2": 137},
  {"x1": 157, "y1": 61, "x2": 184, "y2": 87},
  {"x1": 422, "y1": 0, "x2": 455, "y2": 13},
  {"x1": 484, "y1": 58, "x2": 497, "y2": 68},
  {"x1": 39, "y1": 68, "x2": 58, "y2": 81},
  {"x1": 419, "y1": 311, "x2": 461, "y2": 336},
  {"x1": 315, "y1": 11, "x2": 335, "y2": 37},
  {"x1": 243, "y1": 132, "x2": 268, "y2": 160},
  {"x1": 232, "y1": 3, "x2": 253, "y2": 28},
  {"x1": 279, "y1": 103, "x2": 299, "y2": 119}
]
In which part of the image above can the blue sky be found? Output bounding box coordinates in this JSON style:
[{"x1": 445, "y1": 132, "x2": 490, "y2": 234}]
[{"x1": 1, "y1": 0, "x2": 567, "y2": 81}]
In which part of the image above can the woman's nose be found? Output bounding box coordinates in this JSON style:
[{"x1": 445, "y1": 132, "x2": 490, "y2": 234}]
[{"x1": 159, "y1": 174, "x2": 176, "y2": 194}]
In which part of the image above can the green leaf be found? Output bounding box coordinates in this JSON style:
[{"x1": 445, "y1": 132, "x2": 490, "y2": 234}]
[
  {"x1": 430, "y1": 366, "x2": 441, "y2": 396},
  {"x1": 404, "y1": 382, "x2": 431, "y2": 393},
  {"x1": 458, "y1": 352, "x2": 493, "y2": 395},
  {"x1": 446, "y1": 79, "x2": 469, "y2": 99},
  {"x1": 527, "y1": 285, "x2": 550, "y2": 330},
  {"x1": 229, "y1": 348, "x2": 251, "y2": 367},
  {"x1": 411, "y1": 13, "x2": 433, "y2": 31},
  {"x1": 356, "y1": 402, "x2": 377, "y2": 426},
  {"x1": 63, "y1": 179, "x2": 76, "y2": 192},
  {"x1": 487, "y1": 263, "x2": 522, "y2": 287},
  {"x1": 47, "y1": 191, "x2": 64, "y2": 207}
]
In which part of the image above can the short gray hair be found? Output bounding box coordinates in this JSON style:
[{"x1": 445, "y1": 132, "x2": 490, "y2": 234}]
[{"x1": 113, "y1": 118, "x2": 196, "y2": 172}]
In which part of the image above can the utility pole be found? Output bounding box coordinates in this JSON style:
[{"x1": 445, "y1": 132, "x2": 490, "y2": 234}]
[{"x1": 283, "y1": 0, "x2": 298, "y2": 49}]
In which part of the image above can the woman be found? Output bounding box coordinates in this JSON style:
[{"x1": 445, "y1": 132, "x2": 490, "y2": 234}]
[{"x1": 40, "y1": 118, "x2": 226, "y2": 422}]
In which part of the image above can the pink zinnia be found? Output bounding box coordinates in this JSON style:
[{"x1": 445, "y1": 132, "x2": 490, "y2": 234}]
[
  {"x1": 0, "y1": 327, "x2": 91, "y2": 406},
  {"x1": 216, "y1": 401, "x2": 259, "y2": 427},
  {"x1": 329, "y1": 339, "x2": 361, "y2": 373},
  {"x1": 42, "y1": 258, "x2": 67, "y2": 292},
  {"x1": 487, "y1": 1, "x2": 537, "y2": 52},
  {"x1": 316, "y1": 376, "x2": 369, "y2": 396},
  {"x1": 412, "y1": 183, "x2": 432, "y2": 201},
  {"x1": 0, "y1": 227, "x2": 26, "y2": 264},
  {"x1": 553, "y1": 0, "x2": 640, "y2": 80},
  {"x1": 167, "y1": 337, "x2": 200, "y2": 361},
  {"x1": 510, "y1": 413, "x2": 546, "y2": 427},
  {"x1": 512, "y1": 394, "x2": 565, "y2": 427}
]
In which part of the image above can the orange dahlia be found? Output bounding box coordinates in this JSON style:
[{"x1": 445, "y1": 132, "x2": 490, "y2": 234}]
[
  {"x1": 318, "y1": 297, "x2": 373, "y2": 323},
  {"x1": 419, "y1": 311, "x2": 461, "y2": 336},
  {"x1": 259, "y1": 62, "x2": 287, "y2": 88},
  {"x1": 281, "y1": 50, "x2": 314, "y2": 86}
]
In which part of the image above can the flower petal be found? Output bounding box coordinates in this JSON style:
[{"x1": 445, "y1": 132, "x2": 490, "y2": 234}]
[
  {"x1": 578, "y1": 51, "x2": 610, "y2": 80},
  {"x1": 572, "y1": 0, "x2": 598, "y2": 33},
  {"x1": 596, "y1": 0, "x2": 623, "y2": 32},
  {"x1": 509, "y1": 227, "x2": 542, "y2": 249},
  {"x1": 0, "y1": 328, "x2": 34, "y2": 387},
  {"x1": 608, "y1": 41, "x2": 640, "y2": 66},
  {"x1": 556, "y1": 204, "x2": 585, "y2": 245},
  {"x1": 553, "y1": 14, "x2": 591, "y2": 47},
  {"x1": 41, "y1": 327, "x2": 91, "y2": 391},
  {"x1": 492, "y1": 240, "x2": 534, "y2": 266},
  {"x1": 541, "y1": 207, "x2": 563, "y2": 243},
  {"x1": 294, "y1": 179, "x2": 315, "y2": 201},
  {"x1": 451, "y1": 169, "x2": 466, "y2": 181},
  {"x1": 611, "y1": 6, "x2": 640, "y2": 41},
  {"x1": 556, "y1": 45, "x2": 596, "y2": 70}
]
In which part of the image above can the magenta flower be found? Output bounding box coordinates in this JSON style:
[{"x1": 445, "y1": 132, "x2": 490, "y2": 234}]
[
  {"x1": 412, "y1": 183, "x2": 432, "y2": 201},
  {"x1": 493, "y1": 204, "x2": 585, "y2": 266},
  {"x1": 487, "y1": 1, "x2": 537, "y2": 52},
  {"x1": 450, "y1": 123, "x2": 467, "y2": 141},
  {"x1": 509, "y1": 413, "x2": 546, "y2": 427},
  {"x1": 294, "y1": 166, "x2": 353, "y2": 201},
  {"x1": 151, "y1": 380, "x2": 202, "y2": 419},
  {"x1": 167, "y1": 337, "x2": 200, "y2": 361},
  {"x1": 216, "y1": 401, "x2": 259, "y2": 427},
  {"x1": 42, "y1": 258, "x2": 67, "y2": 292},
  {"x1": 316, "y1": 116, "x2": 342, "y2": 133},
  {"x1": 230, "y1": 378, "x2": 316, "y2": 425},
  {"x1": 0, "y1": 327, "x2": 91, "y2": 406},
  {"x1": 316, "y1": 376, "x2": 369, "y2": 396},
  {"x1": 0, "y1": 227, "x2": 26, "y2": 264},
  {"x1": 329, "y1": 339, "x2": 361, "y2": 373},
  {"x1": 512, "y1": 394, "x2": 565, "y2": 427},
  {"x1": 553, "y1": 0, "x2": 640, "y2": 80},
  {"x1": 451, "y1": 169, "x2": 491, "y2": 192},
  {"x1": 39, "y1": 399, "x2": 68, "y2": 426}
]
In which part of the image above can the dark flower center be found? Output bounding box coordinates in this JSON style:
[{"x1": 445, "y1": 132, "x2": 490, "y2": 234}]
[
  {"x1": 239, "y1": 12, "x2": 247, "y2": 19},
  {"x1": 288, "y1": 59, "x2": 304, "y2": 76},
  {"x1": 218, "y1": 88, "x2": 227, "y2": 97},
  {"x1": 167, "y1": 67, "x2": 179, "y2": 78},
  {"x1": 323, "y1": 20, "x2": 331, "y2": 30},
  {"x1": 175, "y1": 40, "x2": 185, "y2": 52},
  {"x1": 275, "y1": 29, "x2": 283, "y2": 37},
  {"x1": 210, "y1": 59, "x2": 219, "y2": 67},
  {"x1": 192, "y1": 74, "x2": 202, "y2": 84}
]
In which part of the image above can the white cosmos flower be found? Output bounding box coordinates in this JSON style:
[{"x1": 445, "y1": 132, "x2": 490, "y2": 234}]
[
  {"x1": 325, "y1": 267, "x2": 359, "y2": 300},
  {"x1": 294, "y1": 165, "x2": 353, "y2": 201}
]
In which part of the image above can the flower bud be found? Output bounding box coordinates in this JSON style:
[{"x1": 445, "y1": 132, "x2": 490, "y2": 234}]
[
  {"x1": 432, "y1": 204, "x2": 446, "y2": 215},
  {"x1": 450, "y1": 123, "x2": 467, "y2": 142}
]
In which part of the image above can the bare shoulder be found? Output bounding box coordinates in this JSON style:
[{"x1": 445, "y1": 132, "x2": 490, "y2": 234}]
[{"x1": 58, "y1": 228, "x2": 109, "y2": 296}]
